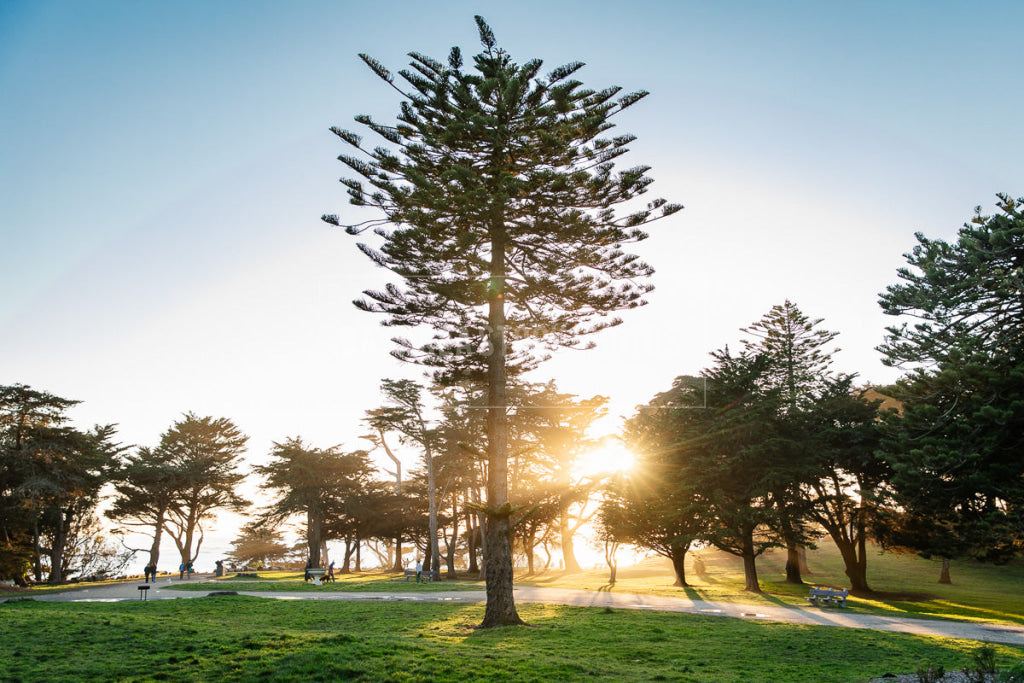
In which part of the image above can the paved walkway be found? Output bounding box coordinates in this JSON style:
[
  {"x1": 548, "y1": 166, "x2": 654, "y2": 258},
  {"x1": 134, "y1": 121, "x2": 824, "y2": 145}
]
[{"x1": 10, "y1": 576, "x2": 1024, "y2": 647}]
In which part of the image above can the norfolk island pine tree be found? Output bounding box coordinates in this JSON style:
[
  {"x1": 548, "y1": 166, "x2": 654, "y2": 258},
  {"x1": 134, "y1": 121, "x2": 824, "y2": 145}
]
[{"x1": 323, "y1": 17, "x2": 681, "y2": 626}]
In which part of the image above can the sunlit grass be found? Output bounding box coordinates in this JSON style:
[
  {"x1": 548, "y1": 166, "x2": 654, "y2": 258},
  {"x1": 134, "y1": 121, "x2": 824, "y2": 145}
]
[
  {"x1": 2, "y1": 595, "x2": 1021, "y2": 682},
  {"x1": 514, "y1": 544, "x2": 1024, "y2": 626}
]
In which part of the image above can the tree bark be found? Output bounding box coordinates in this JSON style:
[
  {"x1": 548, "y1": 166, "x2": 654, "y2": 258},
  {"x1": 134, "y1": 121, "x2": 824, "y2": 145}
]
[
  {"x1": 148, "y1": 508, "x2": 165, "y2": 570},
  {"x1": 670, "y1": 548, "x2": 689, "y2": 587},
  {"x1": 48, "y1": 505, "x2": 70, "y2": 584},
  {"x1": 605, "y1": 540, "x2": 619, "y2": 584},
  {"x1": 559, "y1": 508, "x2": 583, "y2": 573},
  {"x1": 378, "y1": 429, "x2": 405, "y2": 572},
  {"x1": 306, "y1": 508, "x2": 323, "y2": 567},
  {"x1": 784, "y1": 540, "x2": 804, "y2": 585},
  {"x1": 798, "y1": 546, "x2": 811, "y2": 575},
  {"x1": 741, "y1": 526, "x2": 761, "y2": 593},
  {"x1": 467, "y1": 497, "x2": 479, "y2": 575},
  {"x1": 480, "y1": 224, "x2": 523, "y2": 628},
  {"x1": 938, "y1": 557, "x2": 952, "y2": 584}
]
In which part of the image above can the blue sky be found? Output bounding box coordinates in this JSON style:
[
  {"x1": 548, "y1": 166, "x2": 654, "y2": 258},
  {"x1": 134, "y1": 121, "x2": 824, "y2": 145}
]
[{"x1": 3, "y1": 1, "x2": 1023, "y2": 563}]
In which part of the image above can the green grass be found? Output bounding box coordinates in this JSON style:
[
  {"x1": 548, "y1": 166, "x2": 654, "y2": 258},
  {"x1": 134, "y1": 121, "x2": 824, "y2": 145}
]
[
  {"x1": 1, "y1": 594, "x2": 1021, "y2": 682},
  {"x1": 514, "y1": 544, "x2": 1024, "y2": 627},
  {"x1": 168, "y1": 570, "x2": 483, "y2": 593}
]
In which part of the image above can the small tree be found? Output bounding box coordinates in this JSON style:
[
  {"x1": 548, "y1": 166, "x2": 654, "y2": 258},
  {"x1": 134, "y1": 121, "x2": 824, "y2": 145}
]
[
  {"x1": 325, "y1": 17, "x2": 680, "y2": 627},
  {"x1": 226, "y1": 521, "x2": 291, "y2": 569}
]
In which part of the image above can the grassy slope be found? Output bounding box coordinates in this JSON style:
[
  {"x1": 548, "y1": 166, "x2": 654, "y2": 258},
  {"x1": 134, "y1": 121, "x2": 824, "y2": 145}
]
[{"x1": 2, "y1": 595, "x2": 1021, "y2": 682}]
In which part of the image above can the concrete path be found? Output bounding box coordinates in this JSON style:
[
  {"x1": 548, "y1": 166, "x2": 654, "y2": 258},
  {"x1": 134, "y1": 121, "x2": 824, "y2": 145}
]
[{"x1": 10, "y1": 577, "x2": 1024, "y2": 647}]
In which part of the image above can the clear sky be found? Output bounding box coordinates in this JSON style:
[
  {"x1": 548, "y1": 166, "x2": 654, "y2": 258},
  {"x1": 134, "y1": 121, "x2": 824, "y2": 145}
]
[{"x1": 3, "y1": 1, "x2": 1023, "y2": 566}]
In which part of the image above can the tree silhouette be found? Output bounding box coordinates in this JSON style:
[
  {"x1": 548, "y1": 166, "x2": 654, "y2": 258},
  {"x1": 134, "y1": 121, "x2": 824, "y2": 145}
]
[{"x1": 325, "y1": 16, "x2": 679, "y2": 627}]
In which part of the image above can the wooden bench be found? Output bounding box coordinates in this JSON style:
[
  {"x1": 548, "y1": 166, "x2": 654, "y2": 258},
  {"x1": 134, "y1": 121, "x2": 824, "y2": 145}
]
[
  {"x1": 805, "y1": 586, "x2": 849, "y2": 607},
  {"x1": 305, "y1": 568, "x2": 327, "y2": 585}
]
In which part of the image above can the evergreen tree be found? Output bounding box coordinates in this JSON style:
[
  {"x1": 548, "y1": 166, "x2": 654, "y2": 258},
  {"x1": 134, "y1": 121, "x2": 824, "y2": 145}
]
[
  {"x1": 1, "y1": 385, "x2": 121, "y2": 584},
  {"x1": 255, "y1": 438, "x2": 369, "y2": 568},
  {"x1": 158, "y1": 413, "x2": 250, "y2": 568},
  {"x1": 739, "y1": 301, "x2": 838, "y2": 585},
  {"x1": 878, "y1": 194, "x2": 1024, "y2": 568},
  {"x1": 324, "y1": 16, "x2": 680, "y2": 626}
]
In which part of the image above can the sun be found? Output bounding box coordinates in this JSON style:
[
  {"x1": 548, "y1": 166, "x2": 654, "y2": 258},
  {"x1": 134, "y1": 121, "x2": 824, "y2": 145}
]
[{"x1": 574, "y1": 442, "x2": 637, "y2": 479}]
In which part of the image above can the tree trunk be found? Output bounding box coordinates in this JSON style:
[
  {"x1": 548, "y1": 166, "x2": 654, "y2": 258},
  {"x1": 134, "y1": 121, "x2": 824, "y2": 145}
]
[
  {"x1": 423, "y1": 439, "x2": 442, "y2": 582},
  {"x1": 355, "y1": 539, "x2": 361, "y2": 572},
  {"x1": 148, "y1": 508, "x2": 165, "y2": 569},
  {"x1": 48, "y1": 506, "x2": 70, "y2": 584},
  {"x1": 480, "y1": 226, "x2": 523, "y2": 628},
  {"x1": 306, "y1": 509, "x2": 323, "y2": 567},
  {"x1": 559, "y1": 508, "x2": 582, "y2": 573},
  {"x1": 392, "y1": 536, "x2": 403, "y2": 572},
  {"x1": 605, "y1": 540, "x2": 619, "y2": 584},
  {"x1": 446, "y1": 511, "x2": 459, "y2": 577},
  {"x1": 938, "y1": 557, "x2": 952, "y2": 584},
  {"x1": 784, "y1": 540, "x2": 804, "y2": 585},
  {"x1": 671, "y1": 548, "x2": 688, "y2": 589},
  {"x1": 32, "y1": 516, "x2": 43, "y2": 583},
  {"x1": 798, "y1": 546, "x2": 811, "y2": 575},
  {"x1": 834, "y1": 538, "x2": 871, "y2": 593},
  {"x1": 524, "y1": 529, "x2": 536, "y2": 575},
  {"x1": 467, "y1": 506, "x2": 479, "y2": 575},
  {"x1": 741, "y1": 527, "x2": 761, "y2": 593}
]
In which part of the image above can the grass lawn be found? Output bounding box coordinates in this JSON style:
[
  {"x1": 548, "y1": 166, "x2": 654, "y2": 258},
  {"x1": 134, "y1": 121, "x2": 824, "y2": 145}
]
[
  {"x1": 514, "y1": 544, "x2": 1024, "y2": 627},
  {"x1": 168, "y1": 570, "x2": 484, "y2": 593},
  {"x1": 2, "y1": 594, "x2": 1022, "y2": 682}
]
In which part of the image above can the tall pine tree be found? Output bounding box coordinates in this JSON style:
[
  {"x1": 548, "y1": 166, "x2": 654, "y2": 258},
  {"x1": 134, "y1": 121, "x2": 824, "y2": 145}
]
[{"x1": 324, "y1": 16, "x2": 680, "y2": 626}]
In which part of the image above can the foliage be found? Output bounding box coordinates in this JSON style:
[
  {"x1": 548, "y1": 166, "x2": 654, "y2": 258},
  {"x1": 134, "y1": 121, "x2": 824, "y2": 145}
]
[
  {"x1": 105, "y1": 445, "x2": 179, "y2": 568},
  {"x1": 226, "y1": 521, "x2": 291, "y2": 568},
  {"x1": 0, "y1": 384, "x2": 122, "y2": 584},
  {"x1": 879, "y1": 193, "x2": 1024, "y2": 367},
  {"x1": 878, "y1": 195, "x2": 1024, "y2": 566}
]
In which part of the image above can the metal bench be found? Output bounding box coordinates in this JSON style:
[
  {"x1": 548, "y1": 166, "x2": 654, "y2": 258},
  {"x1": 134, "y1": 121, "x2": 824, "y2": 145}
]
[{"x1": 805, "y1": 586, "x2": 849, "y2": 607}]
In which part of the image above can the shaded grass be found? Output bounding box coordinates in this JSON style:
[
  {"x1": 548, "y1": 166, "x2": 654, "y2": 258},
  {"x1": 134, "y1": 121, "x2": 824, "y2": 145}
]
[
  {"x1": 1, "y1": 595, "x2": 1021, "y2": 682},
  {"x1": 514, "y1": 544, "x2": 1024, "y2": 627}
]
